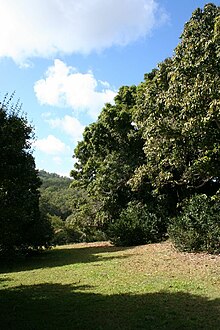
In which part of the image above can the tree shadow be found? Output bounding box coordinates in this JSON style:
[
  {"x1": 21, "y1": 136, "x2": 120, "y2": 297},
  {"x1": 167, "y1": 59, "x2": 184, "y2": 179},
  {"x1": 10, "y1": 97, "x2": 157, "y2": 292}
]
[
  {"x1": 0, "y1": 282, "x2": 219, "y2": 330},
  {"x1": 0, "y1": 244, "x2": 132, "y2": 273},
  {"x1": 0, "y1": 277, "x2": 11, "y2": 287}
]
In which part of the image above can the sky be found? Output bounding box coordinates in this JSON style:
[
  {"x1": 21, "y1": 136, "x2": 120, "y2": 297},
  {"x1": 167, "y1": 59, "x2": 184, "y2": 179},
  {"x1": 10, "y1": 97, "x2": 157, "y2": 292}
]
[{"x1": 0, "y1": 0, "x2": 219, "y2": 177}]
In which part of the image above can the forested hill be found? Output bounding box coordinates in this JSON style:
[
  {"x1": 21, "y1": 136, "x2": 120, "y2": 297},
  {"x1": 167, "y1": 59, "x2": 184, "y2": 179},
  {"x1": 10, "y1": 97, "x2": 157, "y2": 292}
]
[
  {"x1": 38, "y1": 170, "x2": 72, "y2": 189},
  {"x1": 38, "y1": 170, "x2": 73, "y2": 222}
]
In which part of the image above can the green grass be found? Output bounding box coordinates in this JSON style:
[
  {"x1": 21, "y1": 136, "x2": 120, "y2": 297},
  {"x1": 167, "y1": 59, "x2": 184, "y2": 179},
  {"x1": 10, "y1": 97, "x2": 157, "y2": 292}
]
[{"x1": 0, "y1": 241, "x2": 220, "y2": 329}]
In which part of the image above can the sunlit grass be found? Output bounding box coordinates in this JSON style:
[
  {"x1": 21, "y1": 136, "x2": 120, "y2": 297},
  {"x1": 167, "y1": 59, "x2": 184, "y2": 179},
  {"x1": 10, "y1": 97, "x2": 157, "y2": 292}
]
[{"x1": 0, "y1": 241, "x2": 219, "y2": 329}]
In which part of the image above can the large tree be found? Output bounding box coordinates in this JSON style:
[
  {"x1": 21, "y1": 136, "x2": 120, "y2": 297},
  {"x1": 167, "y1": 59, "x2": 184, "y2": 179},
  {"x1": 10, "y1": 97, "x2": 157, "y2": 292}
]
[
  {"x1": 131, "y1": 3, "x2": 220, "y2": 210},
  {"x1": 0, "y1": 95, "x2": 52, "y2": 255}
]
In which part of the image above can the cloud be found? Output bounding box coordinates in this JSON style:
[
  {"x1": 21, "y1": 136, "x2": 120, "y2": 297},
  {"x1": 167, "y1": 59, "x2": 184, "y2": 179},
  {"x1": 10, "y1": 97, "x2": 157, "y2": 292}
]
[
  {"x1": 41, "y1": 112, "x2": 52, "y2": 119},
  {"x1": 52, "y1": 156, "x2": 63, "y2": 165},
  {"x1": 34, "y1": 59, "x2": 117, "y2": 118},
  {"x1": 34, "y1": 135, "x2": 68, "y2": 155},
  {"x1": 0, "y1": 0, "x2": 167, "y2": 63},
  {"x1": 48, "y1": 115, "x2": 85, "y2": 142}
]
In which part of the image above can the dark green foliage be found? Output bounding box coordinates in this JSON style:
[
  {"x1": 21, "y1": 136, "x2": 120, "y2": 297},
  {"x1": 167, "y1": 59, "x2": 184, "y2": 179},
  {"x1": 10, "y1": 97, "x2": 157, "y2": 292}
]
[
  {"x1": 169, "y1": 194, "x2": 220, "y2": 253},
  {"x1": 71, "y1": 85, "x2": 146, "y2": 226},
  {"x1": 0, "y1": 95, "x2": 52, "y2": 256},
  {"x1": 49, "y1": 214, "x2": 87, "y2": 245},
  {"x1": 48, "y1": 214, "x2": 107, "y2": 246},
  {"x1": 65, "y1": 192, "x2": 107, "y2": 243},
  {"x1": 48, "y1": 215, "x2": 69, "y2": 245},
  {"x1": 108, "y1": 201, "x2": 166, "y2": 246}
]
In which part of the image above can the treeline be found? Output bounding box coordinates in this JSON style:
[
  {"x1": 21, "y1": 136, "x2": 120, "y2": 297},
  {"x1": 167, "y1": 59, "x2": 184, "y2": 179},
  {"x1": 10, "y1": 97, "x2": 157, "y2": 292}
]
[{"x1": 0, "y1": 4, "x2": 219, "y2": 257}]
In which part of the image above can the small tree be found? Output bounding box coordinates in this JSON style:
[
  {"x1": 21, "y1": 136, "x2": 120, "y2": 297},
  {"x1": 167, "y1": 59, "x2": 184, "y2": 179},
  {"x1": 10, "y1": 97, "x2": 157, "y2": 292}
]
[{"x1": 0, "y1": 94, "x2": 52, "y2": 256}]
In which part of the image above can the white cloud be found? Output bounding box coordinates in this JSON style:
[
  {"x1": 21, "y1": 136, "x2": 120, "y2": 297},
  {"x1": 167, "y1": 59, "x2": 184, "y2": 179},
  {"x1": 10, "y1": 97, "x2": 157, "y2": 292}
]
[
  {"x1": 34, "y1": 59, "x2": 117, "y2": 118},
  {"x1": 34, "y1": 135, "x2": 68, "y2": 155},
  {"x1": 0, "y1": 0, "x2": 167, "y2": 63},
  {"x1": 41, "y1": 112, "x2": 52, "y2": 119},
  {"x1": 52, "y1": 156, "x2": 63, "y2": 165},
  {"x1": 48, "y1": 115, "x2": 85, "y2": 142}
]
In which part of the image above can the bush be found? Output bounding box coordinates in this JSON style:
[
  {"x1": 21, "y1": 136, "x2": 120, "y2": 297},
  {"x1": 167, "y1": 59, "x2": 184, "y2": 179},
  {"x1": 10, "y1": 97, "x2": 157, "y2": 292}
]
[
  {"x1": 168, "y1": 194, "x2": 220, "y2": 253},
  {"x1": 108, "y1": 201, "x2": 167, "y2": 246}
]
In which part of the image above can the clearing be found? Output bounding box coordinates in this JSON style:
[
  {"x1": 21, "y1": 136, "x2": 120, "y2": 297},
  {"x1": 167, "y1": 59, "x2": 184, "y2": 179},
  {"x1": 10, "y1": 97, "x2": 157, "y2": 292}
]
[{"x1": 0, "y1": 241, "x2": 219, "y2": 329}]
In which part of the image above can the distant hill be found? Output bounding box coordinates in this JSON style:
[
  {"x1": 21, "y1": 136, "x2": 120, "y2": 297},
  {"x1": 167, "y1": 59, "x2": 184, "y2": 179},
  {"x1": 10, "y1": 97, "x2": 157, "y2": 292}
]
[
  {"x1": 38, "y1": 170, "x2": 72, "y2": 190},
  {"x1": 38, "y1": 170, "x2": 73, "y2": 220}
]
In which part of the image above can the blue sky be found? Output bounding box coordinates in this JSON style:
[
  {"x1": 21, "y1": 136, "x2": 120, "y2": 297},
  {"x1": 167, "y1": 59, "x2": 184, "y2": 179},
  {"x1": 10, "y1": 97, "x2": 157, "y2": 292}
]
[{"x1": 0, "y1": 0, "x2": 219, "y2": 177}]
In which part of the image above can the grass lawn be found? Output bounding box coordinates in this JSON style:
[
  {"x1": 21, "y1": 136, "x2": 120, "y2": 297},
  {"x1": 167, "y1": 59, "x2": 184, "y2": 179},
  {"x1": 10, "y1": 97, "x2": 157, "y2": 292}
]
[{"x1": 0, "y1": 241, "x2": 219, "y2": 329}]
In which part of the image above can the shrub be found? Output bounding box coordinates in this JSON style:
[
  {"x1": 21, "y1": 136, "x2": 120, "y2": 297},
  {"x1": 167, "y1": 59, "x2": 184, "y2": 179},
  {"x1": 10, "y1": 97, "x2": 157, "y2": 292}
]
[
  {"x1": 168, "y1": 194, "x2": 220, "y2": 253},
  {"x1": 108, "y1": 201, "x2": 167, "y2": 246}
]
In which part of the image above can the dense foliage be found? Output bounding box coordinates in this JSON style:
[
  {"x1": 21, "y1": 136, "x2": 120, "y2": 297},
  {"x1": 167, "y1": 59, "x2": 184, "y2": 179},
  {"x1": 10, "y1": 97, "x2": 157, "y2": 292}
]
[
  {"x1": 169, "y1": 194, "x2": 220, "y2": 253},
  {"x1": 71, "y1": 85, "x2": 146, "y2": 225},
  {"x1": 108, "y1": 201, "x2": 167, "y2": 246},
  {"x1": 71, "y1": 4, "x2": 220, "y2": 251},
  {"x1": 39, "y1": 171, "x2": 106, "y2": 244},
  {"x1": 132, "y1": 4, "x2": 220, "y2": 205},
  {"x1": 39, "y1": 170, "x2": 73, "y2": 220},
  {"x1": 0, "y1": 96, "x2": 52, "y2": 256}
]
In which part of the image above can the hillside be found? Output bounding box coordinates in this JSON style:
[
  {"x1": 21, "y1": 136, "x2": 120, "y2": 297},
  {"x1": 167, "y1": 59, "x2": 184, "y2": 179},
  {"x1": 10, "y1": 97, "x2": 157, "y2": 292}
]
[
  {"x1": 38, "y1": 170, "x2": 72, "y2": 190},
  {"x1": 38, "y1": 170, "x2": 73, "y2": 221}
]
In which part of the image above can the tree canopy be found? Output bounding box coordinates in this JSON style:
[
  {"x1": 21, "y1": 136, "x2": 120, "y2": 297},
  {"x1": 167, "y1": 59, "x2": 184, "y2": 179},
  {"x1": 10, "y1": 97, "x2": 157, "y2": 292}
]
[
  {"x1": 71, "y1": 85, "x2": 146, "y2": 225},
  {"x1": 132, "y1": 3, "x2": 220, "y2": 204}
]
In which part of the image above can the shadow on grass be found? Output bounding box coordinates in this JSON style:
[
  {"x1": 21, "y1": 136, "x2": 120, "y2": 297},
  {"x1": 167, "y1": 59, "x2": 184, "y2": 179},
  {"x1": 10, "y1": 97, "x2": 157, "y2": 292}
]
[
  {"x1": 0, "y1": 283, "x2": 219, "y2": 330},
  {"x1": 0, "y1": 245, "x2": 132, "y2": 273}
]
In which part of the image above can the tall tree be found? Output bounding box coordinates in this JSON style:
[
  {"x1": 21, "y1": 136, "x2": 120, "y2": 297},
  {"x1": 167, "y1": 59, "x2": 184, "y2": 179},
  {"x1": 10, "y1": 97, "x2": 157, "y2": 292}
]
[
  {"x1": 0, "y1": 95, "x2": 52, "y2": 255},
  {"x1": 132, "y1": 3, "x2": 220, "y2": 210}
]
